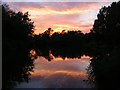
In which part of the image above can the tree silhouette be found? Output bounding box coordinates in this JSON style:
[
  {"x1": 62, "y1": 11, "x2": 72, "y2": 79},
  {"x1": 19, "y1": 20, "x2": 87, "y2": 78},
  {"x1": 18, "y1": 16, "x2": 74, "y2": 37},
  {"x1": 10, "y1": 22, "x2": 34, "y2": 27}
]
[
  {"x1": 90, "y1": 1, "x2": 120, "y2": 48},
  {"x1": 33, "y1": 29, "x2": 85, "y2": 50},
  {"x1": 2, "y1": 4, "x2": 35, "y2": 89},
  {"x1": 87, "y1": 1, "x2": 120, "y2": 89}
]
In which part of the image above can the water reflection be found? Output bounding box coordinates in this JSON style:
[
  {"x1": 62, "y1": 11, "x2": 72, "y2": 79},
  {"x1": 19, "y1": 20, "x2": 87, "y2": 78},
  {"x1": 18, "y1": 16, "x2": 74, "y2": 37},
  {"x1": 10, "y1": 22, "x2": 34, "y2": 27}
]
[
  {"x1": 34, "y1": 47, "x2": 85, "y2": 61},
  {"x1": 15, "y1": 55, "x2": 94, "y2": 88},
  {"x1": 87, "y1": 47, "x2": 120, "y2": 89}
]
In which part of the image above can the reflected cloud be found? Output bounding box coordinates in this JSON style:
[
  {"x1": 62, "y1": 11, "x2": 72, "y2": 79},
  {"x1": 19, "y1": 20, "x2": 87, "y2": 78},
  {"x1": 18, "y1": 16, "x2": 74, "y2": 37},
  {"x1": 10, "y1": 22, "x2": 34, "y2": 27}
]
[
  {"x1": 15, "y1": 56, "x2": 93, "y2": 88},
  {"x1": 33, "y1": 56, "x2": 90, "y2": 73},
  {"x1": 13, "y1": 46, "x2": 94, "y2": 88},
  {"x1": 16, "y1": 69, "x2": 94, "y2": 88},
  {"x1": 31, "y1": 70, "x2": 87, "y2": 78}
]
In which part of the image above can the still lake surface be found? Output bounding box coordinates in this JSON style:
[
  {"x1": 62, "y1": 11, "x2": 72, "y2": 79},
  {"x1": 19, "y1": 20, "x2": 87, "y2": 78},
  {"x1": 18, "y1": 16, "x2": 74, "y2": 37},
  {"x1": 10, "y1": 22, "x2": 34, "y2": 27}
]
[{"x1": 15, "y1": 55, "x2": 95, "y2": 88}]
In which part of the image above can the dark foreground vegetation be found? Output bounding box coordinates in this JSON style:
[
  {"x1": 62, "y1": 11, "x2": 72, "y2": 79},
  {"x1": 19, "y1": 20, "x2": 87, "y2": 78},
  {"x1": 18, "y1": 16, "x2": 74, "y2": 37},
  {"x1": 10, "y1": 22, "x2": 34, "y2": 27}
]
[
  {"x1": 2, "y1": 1, "x2": 120, "y2": 89},
  {"x1": 2, "y1": 4, "x2": 36, "y2": 89},
  {"x1": 87, "y1": 1, "x2": 120, "y2": 89}
]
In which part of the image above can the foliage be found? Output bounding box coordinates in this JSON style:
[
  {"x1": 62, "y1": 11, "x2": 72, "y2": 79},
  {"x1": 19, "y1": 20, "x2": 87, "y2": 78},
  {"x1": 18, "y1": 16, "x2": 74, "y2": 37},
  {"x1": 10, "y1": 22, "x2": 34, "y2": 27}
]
[
  {"x1": 87, "y1": 1, "x2": 120, "y2": 89},
  {"x1": 90, "y1": 1, "x2": 120, "y2": 47},
  {"x1": 2, "y1": 4, "x2": 35, "y2": 89},
  {"x1": 33, "y1": 29, "x2": 85, "y2": 49}
]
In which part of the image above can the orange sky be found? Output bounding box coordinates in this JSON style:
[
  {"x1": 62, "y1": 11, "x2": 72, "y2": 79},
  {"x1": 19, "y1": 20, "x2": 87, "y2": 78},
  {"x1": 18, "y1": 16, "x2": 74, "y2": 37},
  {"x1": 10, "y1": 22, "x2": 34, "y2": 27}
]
[{"x1": 6, "y1": 2, "x2": 116, "y2": 34}]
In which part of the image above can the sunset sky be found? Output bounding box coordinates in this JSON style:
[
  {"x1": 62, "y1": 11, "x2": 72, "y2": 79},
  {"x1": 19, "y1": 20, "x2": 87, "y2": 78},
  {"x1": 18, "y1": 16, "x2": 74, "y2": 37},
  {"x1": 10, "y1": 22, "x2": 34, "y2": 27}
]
[{"x1": 4, "y1": 0, "x2": 119, "y2": 34}]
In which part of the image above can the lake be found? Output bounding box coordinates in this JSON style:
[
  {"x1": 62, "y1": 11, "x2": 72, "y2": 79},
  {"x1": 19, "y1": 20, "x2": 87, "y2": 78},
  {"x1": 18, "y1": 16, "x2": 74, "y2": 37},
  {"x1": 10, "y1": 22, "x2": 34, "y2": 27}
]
[{"x1": 15, "y1": 53, "x2": 95, "y2": 88}]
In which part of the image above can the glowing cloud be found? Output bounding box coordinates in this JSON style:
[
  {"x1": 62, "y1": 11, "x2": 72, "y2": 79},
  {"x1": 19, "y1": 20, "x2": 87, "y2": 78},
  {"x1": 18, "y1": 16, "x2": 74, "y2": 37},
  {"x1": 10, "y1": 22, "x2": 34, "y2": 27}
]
[{"x1": 6, "y1": 2, "x2": 114, "y2": 34}]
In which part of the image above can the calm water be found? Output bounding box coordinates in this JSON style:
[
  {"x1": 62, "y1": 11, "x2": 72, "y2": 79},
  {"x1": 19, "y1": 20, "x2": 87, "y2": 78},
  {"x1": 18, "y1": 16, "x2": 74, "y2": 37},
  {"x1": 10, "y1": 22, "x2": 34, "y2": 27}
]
[{"x1": 15, "y1": 55, "x2": 95, "y2": 88}]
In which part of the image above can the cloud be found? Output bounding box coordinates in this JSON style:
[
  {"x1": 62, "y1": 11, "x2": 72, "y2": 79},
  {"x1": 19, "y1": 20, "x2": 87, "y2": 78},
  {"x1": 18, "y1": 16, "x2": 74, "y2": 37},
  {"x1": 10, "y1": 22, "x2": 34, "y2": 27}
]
[
  {"x1": 6, "y1": 2, "x2": 113, "y2": 34},
  {"x1": 3, "y1": 0, "x2": 119, "y2": 2},
  {"x1": 9, "y1": 2, "x2": 101, "y2": 15}
]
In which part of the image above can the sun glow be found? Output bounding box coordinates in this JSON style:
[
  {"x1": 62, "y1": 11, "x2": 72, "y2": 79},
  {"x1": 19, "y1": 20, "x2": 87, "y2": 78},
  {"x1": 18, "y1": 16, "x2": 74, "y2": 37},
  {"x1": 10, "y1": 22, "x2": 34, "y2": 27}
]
[
  {"x1": 52, "y1": 24, "x2": 92, "y2": 33},
  {"x1": 7, "y1": 2, "x2": 112, "y2": 35}
]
